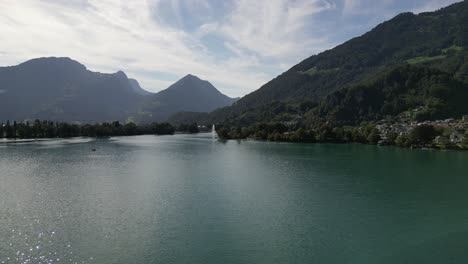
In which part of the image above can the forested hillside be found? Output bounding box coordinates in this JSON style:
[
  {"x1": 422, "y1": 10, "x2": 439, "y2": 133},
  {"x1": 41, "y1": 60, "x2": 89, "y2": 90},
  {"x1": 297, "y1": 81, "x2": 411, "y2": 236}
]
[{"x1": 198, "y1": 1, "x2": 468, "y2": 128}]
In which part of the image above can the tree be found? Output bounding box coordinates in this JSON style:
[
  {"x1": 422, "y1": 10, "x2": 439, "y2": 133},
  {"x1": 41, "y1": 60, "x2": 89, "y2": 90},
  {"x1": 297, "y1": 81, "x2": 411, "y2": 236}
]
[
  {"x1": 395, "y1": 134, "x2": 409, "y2": 147},
  {"x1": 33, "y1": 120, "x2": 41, "y2": 138},
  {"x1": 188, "y1": 123, "x2": 199, "y2": 134},
  {"x1": 12, "y1": 121, "x2": 17, "y2": 138},
  {"x1": 462, "y1": 132, "x2": 468, "y2": 149},
  {"x1": 367, "y1": 128, "x2": 381, "y2": 144},
  {"x1": 5, "y1": 121, "x2": 11, "y2": 138},
  {"x1": 123, "y1": 122, "x2": 138, "y2": 135},
  {"x1": 216, "y1": 127, "x2": 230, "y2": 139},
  {"x1": 152, "y1": 123, "x2": 175, "y2": 135},
  {"x1": 408, "y1": 125, "x2": 438, "y2": 144}
]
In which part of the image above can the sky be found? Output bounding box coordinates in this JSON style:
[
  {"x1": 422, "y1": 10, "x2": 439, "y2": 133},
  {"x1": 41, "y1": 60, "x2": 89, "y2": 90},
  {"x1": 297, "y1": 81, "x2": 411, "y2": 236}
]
[{"x1": 0, "y1": 0, "x2": 462, "y2": 97}]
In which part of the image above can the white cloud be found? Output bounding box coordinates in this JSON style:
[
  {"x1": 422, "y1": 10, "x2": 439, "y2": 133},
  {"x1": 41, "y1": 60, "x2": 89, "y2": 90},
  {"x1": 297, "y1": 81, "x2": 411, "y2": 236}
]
[
  {"x1": 342, "y1": 0, "x2": 461, "y2": 15},
  {"x1": 0, "y1": 0, "x2": 338, "y2": 97},
  {"x1": 212, "y1": 0, "x2": 334, "y2": 59},
  {"x1": 1, "y1": 0, "x2": 458, "y2": 98},
  {"x1": 342, "y1": 0, "x2": 395, "y2": 15}
]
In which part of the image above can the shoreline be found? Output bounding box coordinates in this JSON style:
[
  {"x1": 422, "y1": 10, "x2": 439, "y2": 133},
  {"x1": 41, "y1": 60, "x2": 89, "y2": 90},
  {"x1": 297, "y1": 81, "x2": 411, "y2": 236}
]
[
  {"x1": 215, "y1": 119, "x2": 468, "y2": 151},
  {"x1": 218, "y1": 137, "x2": 468, "y2": 151},
  {"x1": 1, "y1": 133, "x2": 466, "y2": 151},
  {"x1": 0, "y1": 132, "x2": 209, "y2": 145},
  {"x1": 0, "y1": 138, "x2": 56, "y2": 144}
]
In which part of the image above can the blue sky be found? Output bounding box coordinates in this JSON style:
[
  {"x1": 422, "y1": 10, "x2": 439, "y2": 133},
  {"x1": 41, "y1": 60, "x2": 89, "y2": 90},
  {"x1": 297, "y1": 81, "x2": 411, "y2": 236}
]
[{"x1": 0, "y1": 0, "x2": 462, "y2": 97}]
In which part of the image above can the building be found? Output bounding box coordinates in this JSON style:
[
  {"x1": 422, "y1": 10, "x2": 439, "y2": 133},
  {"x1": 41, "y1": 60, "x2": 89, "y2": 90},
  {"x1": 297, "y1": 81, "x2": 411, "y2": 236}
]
[{"x1": 450, "y1": 132, "x2": 464, "y2": 144}]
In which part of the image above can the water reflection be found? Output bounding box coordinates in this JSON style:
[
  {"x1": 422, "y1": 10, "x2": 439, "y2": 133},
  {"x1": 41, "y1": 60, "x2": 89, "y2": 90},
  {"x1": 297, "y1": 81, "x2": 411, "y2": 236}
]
[{"x1": 0, "y1": 135, "x2": 467, "y2": 263}]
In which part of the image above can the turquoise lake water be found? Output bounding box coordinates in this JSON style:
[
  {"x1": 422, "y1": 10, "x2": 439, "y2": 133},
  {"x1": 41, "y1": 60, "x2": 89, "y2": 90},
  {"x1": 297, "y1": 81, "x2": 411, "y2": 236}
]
[{"x1": 1, "y1": 134, "x2": 468, "y2": 263}]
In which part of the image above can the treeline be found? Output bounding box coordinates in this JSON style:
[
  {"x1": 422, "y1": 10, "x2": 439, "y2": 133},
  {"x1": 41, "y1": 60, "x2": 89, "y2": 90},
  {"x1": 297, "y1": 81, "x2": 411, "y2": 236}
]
[
  {"x1": 217, "y1": 122, "x2": 468, "y2": 150},
  {"x1": 0, "y1": 120, "x2": 179, "y2": 138},
  {"x1": 217, "y1": 123, "x2": 382, "y2": 143},
  {"x1": 176, "y1": 123, "x2": 200, "y2": 134}
]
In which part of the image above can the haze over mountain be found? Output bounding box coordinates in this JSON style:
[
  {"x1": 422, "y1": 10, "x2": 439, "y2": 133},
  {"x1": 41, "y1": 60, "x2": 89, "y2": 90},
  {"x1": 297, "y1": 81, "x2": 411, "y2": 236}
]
[
  {"x1": 0, "y1": 58, "x2": 236, "y2": 123},
  {"x1": 136, "y1": 74, "x2": 238, "y2": 122},
  {"x1": 128, "y1": 78, "x2": 152, "y2": 96},
  {"x1": 189, "y1": 1, "x2": 468, "y2": 127},
  {"x1": 0, "y1": 57, "x2": 145, "y2": 122}
]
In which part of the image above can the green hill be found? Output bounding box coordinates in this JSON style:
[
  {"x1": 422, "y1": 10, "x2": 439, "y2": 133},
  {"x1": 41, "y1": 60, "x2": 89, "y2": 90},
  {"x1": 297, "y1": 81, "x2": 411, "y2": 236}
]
[
  {"x1": 309, "y1": 65, "x2": 468, "y2": 125},
  {"x1": 195, "y1": 1, "x2": 468, "y2": 129}
]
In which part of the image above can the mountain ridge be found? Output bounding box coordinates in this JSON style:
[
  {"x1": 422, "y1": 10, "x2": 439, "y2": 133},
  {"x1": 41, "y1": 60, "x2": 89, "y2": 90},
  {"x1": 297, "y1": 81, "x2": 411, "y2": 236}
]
[
  {"x1": 0, "y1": 57, "x2": 144, "y2": 122},
  {"x1": 0, "y1": 57, "x2": 236, "y2": 123},
  {"x1": 191, "y1": 0, "x2": 468, "y2": 127},
  {"x1": 135, "y1": 74, "x2": 238, "y2": 122}
]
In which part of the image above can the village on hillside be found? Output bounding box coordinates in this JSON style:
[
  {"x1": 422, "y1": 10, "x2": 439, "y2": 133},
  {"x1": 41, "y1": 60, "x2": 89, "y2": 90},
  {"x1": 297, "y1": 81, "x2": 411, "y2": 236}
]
[{"x1": 376, "y1": 116, "x2": 468, "y2": 149}]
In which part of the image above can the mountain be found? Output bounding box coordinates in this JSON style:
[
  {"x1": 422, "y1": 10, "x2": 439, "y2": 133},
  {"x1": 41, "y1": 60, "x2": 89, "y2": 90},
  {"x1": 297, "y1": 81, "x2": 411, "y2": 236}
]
[
  {"x1": 0, "y1": 57, "x2": 145, "y2": 122},
  {"x1": 135, "y1": 74, "x2": 238, "y2": 122},
  {"x1": 0, "y1": 58, "x2": 236, "y2": 123},
  {"x1": 202, "y1": 1, "x2": 468, "y2": 127},
  {"x1": 128, "y1": 78, "x2": 152, "y2": 96}
]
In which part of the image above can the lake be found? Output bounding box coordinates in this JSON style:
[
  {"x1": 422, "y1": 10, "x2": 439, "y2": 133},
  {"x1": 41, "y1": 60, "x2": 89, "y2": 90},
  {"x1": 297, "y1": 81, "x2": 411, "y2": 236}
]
[{"x1": 1, "y1": 134, "x2": 468, "y2": 263}]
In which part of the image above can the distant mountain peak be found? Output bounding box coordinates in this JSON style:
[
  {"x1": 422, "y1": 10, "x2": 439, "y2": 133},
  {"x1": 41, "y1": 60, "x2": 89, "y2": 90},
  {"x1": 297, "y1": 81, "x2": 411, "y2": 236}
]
[
  {"x1": 25, "y1": 56, "x2": 78, "y2": 63},
  {"x1": 0, "y1": 57, "x2": 148, "y2": 122},
  {"x1": 20, "y1": 57, "x2": 87, "y2": 72},
  {"x1": 136, "y1": 74, "x2": 238, "y2": 122},
  {"x1": 0, "y1": 57, "x2": 235, "y2": 123},
  {"x1": 183, "y1": 73, "x2": 197, "y2": 78},
  {"x1": 167, "y1": 74, "x2": 217, "y2": 93},
  {"x1": 114, "y1": 70, "x2": 128, "y2": 80},
  {"x1": 178, "y1": 74, "x2": 204, "y2": 83}
]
